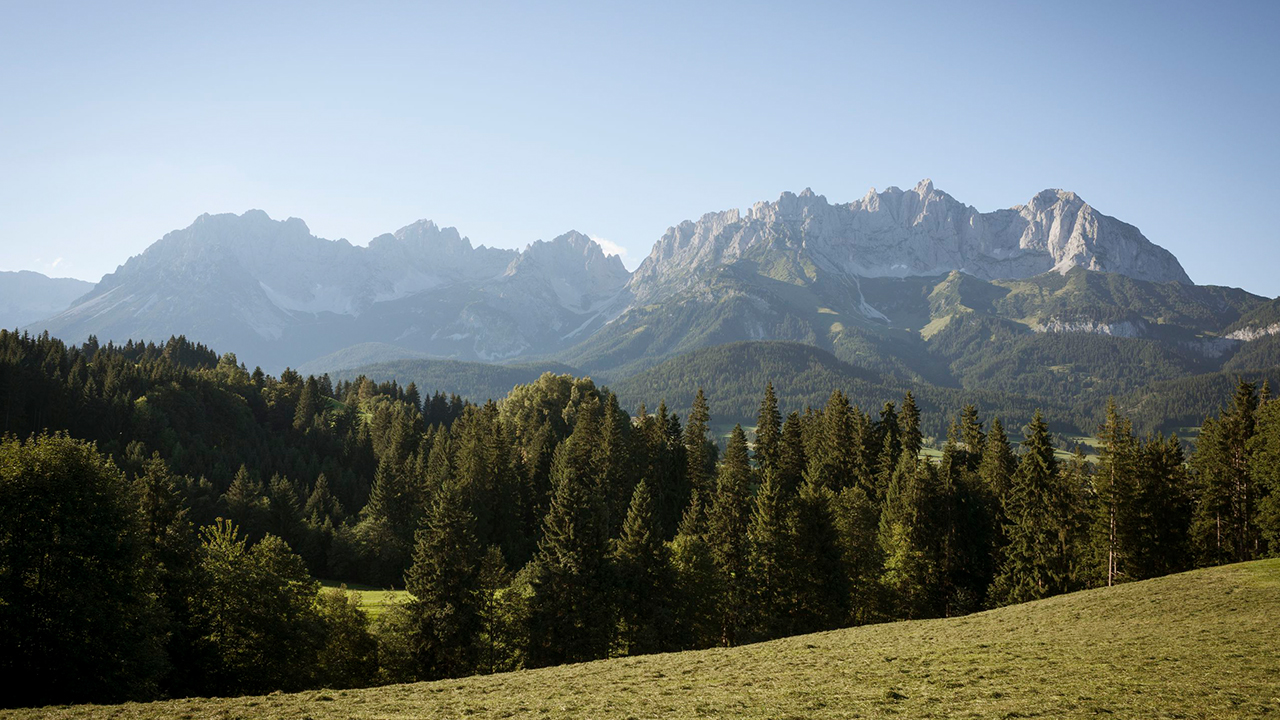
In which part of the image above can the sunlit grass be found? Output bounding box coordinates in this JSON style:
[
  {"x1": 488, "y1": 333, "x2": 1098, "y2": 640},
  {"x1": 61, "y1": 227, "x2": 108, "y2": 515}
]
[{"x1": 18, "y1": 559, "x2": 1279, "y2": 719}]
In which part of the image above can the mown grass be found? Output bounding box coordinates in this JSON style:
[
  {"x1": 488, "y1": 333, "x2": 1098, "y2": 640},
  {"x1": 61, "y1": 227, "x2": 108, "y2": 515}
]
[
  {"x1": 319, "y1": 580, "x2": 409, "y2": 618},
  {"x1": 15, "y1": 560, "x2": 1280, "y2": 719}
]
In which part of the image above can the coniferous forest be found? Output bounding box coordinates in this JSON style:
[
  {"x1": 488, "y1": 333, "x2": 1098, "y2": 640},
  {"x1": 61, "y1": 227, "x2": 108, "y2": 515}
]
[{"x1": 2, "y1": 329, "x2": 1280, "y2": 708}]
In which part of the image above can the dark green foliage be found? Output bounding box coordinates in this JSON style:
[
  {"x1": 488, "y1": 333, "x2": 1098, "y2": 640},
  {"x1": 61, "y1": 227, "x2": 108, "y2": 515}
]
[
  {"x1": 612, "y1": 480, "x2": 675, "y2": 655},
  {"x1": 190, "y1": 521, "x2": 321, "y2": 696},
  {"x1": 706, "y1": 425, "x2": 753, "y2": 645},
  {"x1": 404, "y1": 472, "x2": 481, "y2": 679},
  {"x1": 4, "y1": 326, "x2": 1278, "y2": 706},
  {"x1": 992, "y1": 413, "x2": 1077, "y2": 605},
  {"x1": 1192, "y1": 380, "x2": 1261, "y2": 564},
  {"x1": 527, "y1": 405, "x2": 614, "y2": 666},
  {"x1": 0, "y1": 434, "x2": 165, "y2": 707}
]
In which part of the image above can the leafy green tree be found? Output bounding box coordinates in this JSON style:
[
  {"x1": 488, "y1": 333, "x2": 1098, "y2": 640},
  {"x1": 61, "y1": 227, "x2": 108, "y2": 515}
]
[
  {"x1": 191, "y1": 520, "x2": 321, "y2": 696},
  {"x1": 134, "y1": 454, "x2": 202, "y2": 697},
  {"x1": 0, "y1": 434, "x2": 165, "y2": 707},
  {"x1": 313, "y1": 588, "x2": 378, "y2": 689}
]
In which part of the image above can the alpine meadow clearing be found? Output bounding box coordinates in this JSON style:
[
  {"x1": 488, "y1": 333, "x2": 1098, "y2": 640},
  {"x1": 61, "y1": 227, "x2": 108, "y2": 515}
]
[{"x1": 15, "y1": 559, "x2": 1279, "y2": 720}]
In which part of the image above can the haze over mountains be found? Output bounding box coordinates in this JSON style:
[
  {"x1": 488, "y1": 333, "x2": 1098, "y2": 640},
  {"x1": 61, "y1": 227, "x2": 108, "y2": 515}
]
[{"x1": 14, "y1": 180, "x2": 1280, "y2": 432}]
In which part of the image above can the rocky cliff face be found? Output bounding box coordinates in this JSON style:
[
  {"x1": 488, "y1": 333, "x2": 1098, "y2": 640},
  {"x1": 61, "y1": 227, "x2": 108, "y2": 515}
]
[{"x1": 627, "y1": 180, "x2": 1191, "y2": 304}]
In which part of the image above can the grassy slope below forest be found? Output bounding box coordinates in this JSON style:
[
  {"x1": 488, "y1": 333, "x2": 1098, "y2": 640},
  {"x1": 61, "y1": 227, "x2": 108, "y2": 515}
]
[{"x1": 18, "y1": 559, "x2": 1280, "y2": 720}]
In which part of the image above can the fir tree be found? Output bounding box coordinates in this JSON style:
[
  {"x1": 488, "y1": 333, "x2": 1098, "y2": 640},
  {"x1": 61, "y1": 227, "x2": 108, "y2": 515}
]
[
  {"x1": 404, "y1": 473, "x2": 482, "y2": 679},
  {"x1": 526, "y1": 405, "x2": 613, "y2": 666},
  {"x1": 706, "y1": 424, "x2": 753, "y2": 646},
  {"x1": 745, "y1": 467, "x2": 793, "y2": 640},
  {"x1": 612, "y1": 480, "x2": 674, "y2": 655},
  {"x1": 992, "y1": 412, "x2": 1071, "y2": 605},
  {"x1": 755, "y1": 382, "x2": 783, "y2": 475}
]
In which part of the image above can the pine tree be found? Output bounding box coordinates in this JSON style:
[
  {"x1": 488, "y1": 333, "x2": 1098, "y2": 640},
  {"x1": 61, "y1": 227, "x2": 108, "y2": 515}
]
[
  {"x1": 1092, "y1": 399, "x2": 1138, "y2": 587},
  {"x1": 745, "y1": 468, "x2": 793, "y2": 640},
  {"x1": 878, "y1": 454, "x2": 939, "y2": 619},
  {"x1": 612, "y1": 480, "x2": 674, "y2": 655},
  {"x1": 805, "y1": 391, "x2": 855, "y2": 491},
  {"x1": 526, "y1": 405, "x2": 613, "y2": 666},
  {"x1": 899, "y1": 391, "x2": 923, "y2": 462},
  {"x1": 667, "y1": 492, "x2": 719, "y2": 649},
  {"x1": 755, "y1": 382, "x2": 783, "y2": 475},
  {"x1": 706, "y1": 424, "x2": 753, "y2": 646},
  {"x1": 992, "y1": 412, "x2": 1076, "y2": 606},
  {"x1": 777, "y1": 411, "x2": 807, "y2": 498},
  {"x1": 404, "y1": 473, "x2": 482, "y2": 679},
  {"x1": 788, "y1": 476, "x2": 850, "y2": 633},
  {"x1": 224, "y1": 465, "x2": 268, "y2": 541},
  {"x1": 1191, "y1": 379, "x2": 1260, "y2": 564},
  {"x1": 293, "y1": 376, "x2": 320, "y2": 431},
  {"x1": 874, "y1": 402, "x2": 901, "y2": 498},
  {"x1": 1127, "y1": 434, "x2": 1193, "y2": 579}
]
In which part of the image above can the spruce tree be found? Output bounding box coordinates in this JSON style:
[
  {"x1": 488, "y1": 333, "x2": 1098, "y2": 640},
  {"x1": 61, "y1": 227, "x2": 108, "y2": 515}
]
[
  {"x1": 789, "y1": 476, "x2": 850, "y2": 633},
  {"x1": 1092, "y1": 399, "x2": 1137, "y2": 587},
  {"x1": 612, "y1": 480, "x2": 674, "y2": 655},
  {"x1": 777, "y1": 411, "x2": 807, "y2": 497},
  {"x1": 685, "y1": 388, "x2": 716, "y2": 501},
  {"x1": 878, "y1": 454, "x2": 939, "y2": 619},
  {"x1": 755, "y1": 382, "x2": 783, "y2": 475},
  {"x1": 706, "y1": 424, "x2": 753, "y2": 646},
  {"x1": 1191, "y1": 379, "x2": 1260, "y2": 563},
  {"x1": 899, "y1": 391, "x2": 923, "y2": 462},
  {"x1": 404, "y1": 473, "x2": 482, "y2": 679},
  {"x1": 526, "y1": 405, "x2": 613, "y2": 666},
  {"x1": 745, "y1": 467, "x2": 793, "y2": 640},
  {"x1": 992, "y1": 412, "x2": 1070, "y2": 605}
]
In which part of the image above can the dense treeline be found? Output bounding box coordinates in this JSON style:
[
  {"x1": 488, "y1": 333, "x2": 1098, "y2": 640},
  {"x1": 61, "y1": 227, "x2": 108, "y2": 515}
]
[{"x1": 2, "y1": 329, "x2": 1279, "y2": 708}]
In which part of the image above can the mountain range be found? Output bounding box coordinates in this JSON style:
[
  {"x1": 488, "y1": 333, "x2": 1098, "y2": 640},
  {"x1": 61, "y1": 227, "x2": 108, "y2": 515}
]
[{"x1": 16, "y1": 180, "x2": 1280, "y2": 432}]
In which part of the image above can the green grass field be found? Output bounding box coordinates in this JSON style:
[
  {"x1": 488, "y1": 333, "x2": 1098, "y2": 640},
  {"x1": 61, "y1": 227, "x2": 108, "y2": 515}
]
[
  {"x1": 319, "y1": 580, "x2": 410, "y2": 618},
  {"x1": 15, "y1": 560, "x2": 1279, "y2": 719}
]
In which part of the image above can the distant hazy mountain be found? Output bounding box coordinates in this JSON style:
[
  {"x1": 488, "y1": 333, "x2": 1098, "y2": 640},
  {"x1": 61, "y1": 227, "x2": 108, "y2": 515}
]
[
  {"x1": 0, "y1": 271, "x2": 94, "y2": 329},
  {"x1": 29, "y1": 210, "x2": 628, "y2": 370}
]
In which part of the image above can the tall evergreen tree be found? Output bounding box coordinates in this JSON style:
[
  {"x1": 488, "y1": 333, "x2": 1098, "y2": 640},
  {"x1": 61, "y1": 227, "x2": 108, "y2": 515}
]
[
  {"x1": 612, "y1": 480, "x2": 674, "y2": 655},
  {"x1": 404, "y1": 472, "x2": 482, "y2": 680},
  {"x1": 706, "y1": 424, "x2": 753, "y2": 646},
  {"x1": 1091, "y1": 399, "x2": 1138, "y2": 587},
  {"x1": 1191, "y1": 379, "x2": 1260, "y2": 564},
  {"x1": 745, "y1": 468, "x2": 793, "y2": 641},
  {"x1": 992, "y1": 412, "x2": 1072, "y2": 605},
  {"x1": 878, "y1": 454, "x2": 939, "y2": 619},
  {"x1": 755, "y1": 382, "x2": 783, "y2": 475},
  {"x1": 526, "y1": 405, "x2": 613, "y2": 666}
]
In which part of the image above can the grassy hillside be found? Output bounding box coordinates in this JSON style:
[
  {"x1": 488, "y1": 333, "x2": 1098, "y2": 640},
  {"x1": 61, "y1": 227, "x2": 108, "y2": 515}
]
[{"x1": 19, "y1": 559, "x2": 1278, "y2": 719}]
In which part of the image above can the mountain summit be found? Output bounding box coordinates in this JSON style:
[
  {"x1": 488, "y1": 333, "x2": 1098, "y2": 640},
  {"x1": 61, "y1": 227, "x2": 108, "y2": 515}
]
[
  {"x1": 627, "y1": 181, "x2": 1190, "y2": 304},
  {"x1": 27, "y1": 183, "x2": 1206, "y2": 371}
]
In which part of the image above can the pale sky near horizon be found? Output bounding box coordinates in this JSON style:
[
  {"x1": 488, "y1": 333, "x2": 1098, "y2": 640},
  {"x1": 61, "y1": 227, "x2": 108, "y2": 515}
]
[{"x1": 1, "y1": 1, "x2": 1278, "y2": 296}]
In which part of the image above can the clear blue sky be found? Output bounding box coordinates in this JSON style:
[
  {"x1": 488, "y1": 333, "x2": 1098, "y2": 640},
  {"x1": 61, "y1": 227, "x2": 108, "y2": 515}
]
[{"x1": 2, "y1": 1, "x2": 1277, "y2": 296}]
